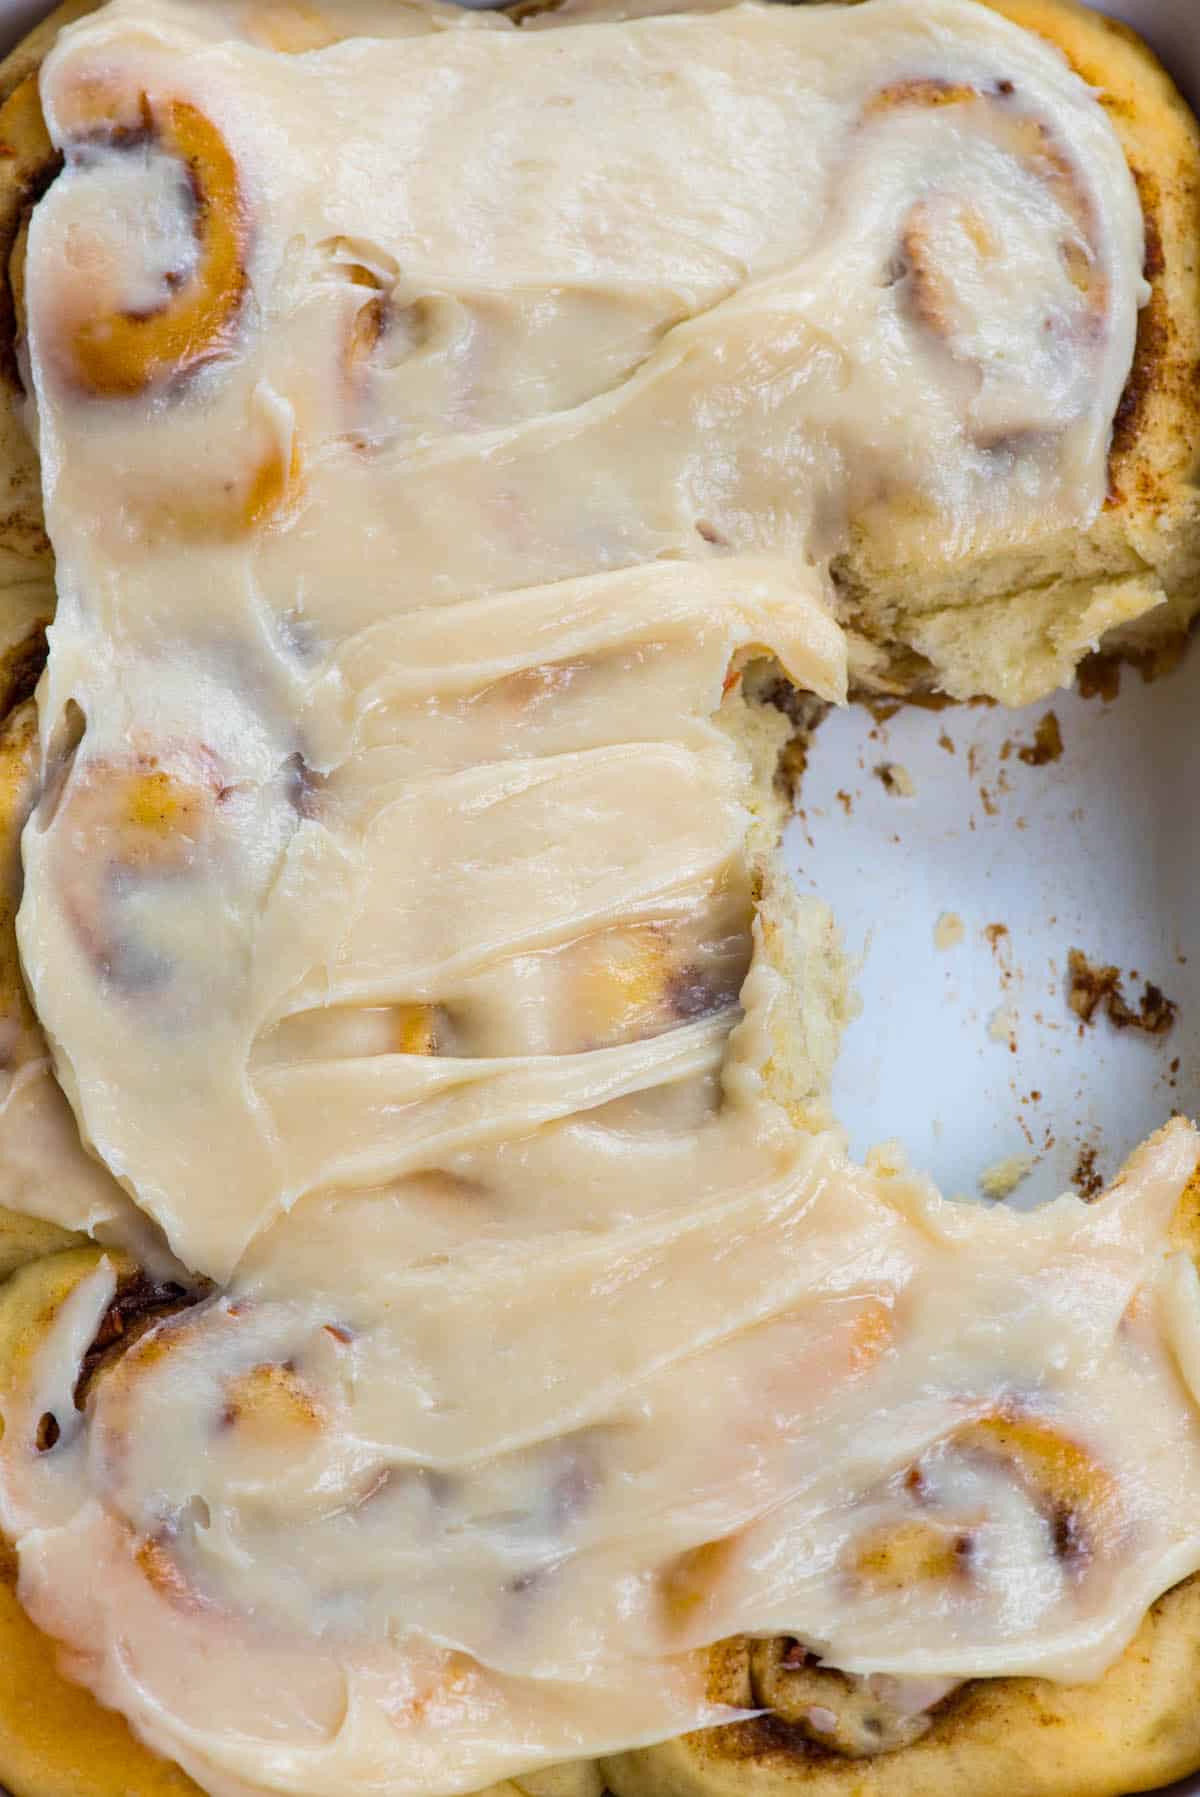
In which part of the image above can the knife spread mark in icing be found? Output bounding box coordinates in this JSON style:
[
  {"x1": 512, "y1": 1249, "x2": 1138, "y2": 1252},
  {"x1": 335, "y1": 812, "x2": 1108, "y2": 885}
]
[{"x1": 0, "y1": 2, "x2": 1198, "y2": 1795}]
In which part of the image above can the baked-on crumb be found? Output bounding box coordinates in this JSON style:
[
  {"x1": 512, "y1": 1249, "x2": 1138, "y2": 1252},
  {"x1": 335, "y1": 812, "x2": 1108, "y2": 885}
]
[
  {"x1": 979, "y1": 1154, "x2": 1034, "y2": 1200},
  {"x1": 934, "y1": 911, "x2": 964, "y2": 951},
  {"x1": 875, "y1": 761, "x2": 915, "y2": 798},
  {"x1": 1016, "y1": 711, "x2": 1063, "y2": 767},
  {"x1": 1077, "y1": 652, "x2": 1124, "y2": 703},
  {"x1": 1072, "y1": 1143, "x2": 1105, "y2": 1201},
  {"x1": 988, "y1": 1004, "x2": 1018, "y2": 1051},
  {"x1": 1076, "y1": 638, "x2": 1190, "y2": 704},
  {"x1": 1066, "y1": 948, "x2": 1178, "y2": 1036}
]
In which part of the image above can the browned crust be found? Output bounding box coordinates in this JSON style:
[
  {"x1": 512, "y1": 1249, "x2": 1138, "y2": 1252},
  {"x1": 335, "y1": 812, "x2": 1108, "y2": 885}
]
[
  {"x1": 0, "y1": 15, "x2": 205, "y2": 1792},
  {"x1": 0, "y1": 698, "x2": 44, "y2": 1045},
  {"x1": 1109, "y1": 165, "x2": 1169, "y2": 490},
  {"x1": 0, "y1": 702, "x2": 83, "y2": 1286},
  {"x1": 0, "y1": 3, "x2": 101, "y2": 588},
  {"x1": 605, "y1": 1571, "x2": 1200, "y2": 1797},
  {"x1": 0, "y1": 1252, "x2": 204, "y2": 1797},
  {"x1": 0, "y1": 0, "x2": 99, "y2": 110},
  {"x1": 983, "y1": 0, "x2": 1200, "y2": 524},
  {"x1": 0, "y1": 72, "x2": 53, "y2": 589},
  {"x1": 0, "y1": 69, "x2": 52, "y2": 579},
  {"x1": 0, "y1": 613, "x2": 45, "y2": 716},
  {"x1": 602, "y1": 1154, "x2": 1200, "y2": 1797}
]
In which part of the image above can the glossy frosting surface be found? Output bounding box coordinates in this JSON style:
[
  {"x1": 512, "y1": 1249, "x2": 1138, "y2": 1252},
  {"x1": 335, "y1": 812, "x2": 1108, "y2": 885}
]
[{"x1": 0, "y1": 3, "x2": 1197, "y2": 1795}]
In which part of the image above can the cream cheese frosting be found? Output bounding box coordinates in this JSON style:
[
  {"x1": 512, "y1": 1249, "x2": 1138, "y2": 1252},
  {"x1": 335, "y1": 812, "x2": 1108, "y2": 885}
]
[{"x1": 0, "y1": 1, "x2": 1195, "y2": 1794}]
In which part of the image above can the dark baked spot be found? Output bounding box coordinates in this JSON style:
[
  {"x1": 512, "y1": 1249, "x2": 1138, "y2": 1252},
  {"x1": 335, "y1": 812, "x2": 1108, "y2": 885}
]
[
  {"x1": 0, "y1": 154, "x2": 60, "y2": 397},
  {"x1": 1067, "y1": 948, "x2": 1178, "y2": 1036},
  {"x1": 1106, "y1": 231, "x2": 1164, "y2": 503},
  {"x1": 1067, "y1": 949, "x2": 1124, "y2": 1024},
  {"x1": 874, "y1": 761, "x2": 913, "y2": 797},
  {"x1": 1125, "y1": 981, "x2": 1178, "y2": 1035},
  {"x1": 70, "y1": 94, "x2": 156, "y2": 160},
  {"x1": 1016, "y1": 711, "x2": 1063, "y2": 766},
  {"x1": 1107, "y1": 186, "x2": 1165, "y2": 501},
  {"x1": 755, "y1": 1709, "x2": 841, "y2": 1764},
  {"x1": 73, "y1": 1273, "x2": 198, "y2": 1410},
  {"x1": 34, "y1": 1410, "x2": 58, "y2": 1451},
  {"x1": 1051, "y1": 1503, "x2": 1088, "y2": 1568},
  {"x1": 0, "y1": 620, "x2": 47, "y2": 716},
  {"x1": 1072, "y1": 1142, "x2": 1105, "y2": 1201},
  {"x1": 1077, "y1": 637, "x2": 1187, "y2": 703},
  {"x1": 904, "y1": 1462, "x2": 927, "y2": 1498},
  {"x1": 506, "y1": 0, "x2": 566, "y2": 22},
  {"x1": 1104, "y1": 152, "x2": 1197, "y2": 519},
  {"x1": 1077, "y1": 650, "x2": 1124, "y2": 702}
]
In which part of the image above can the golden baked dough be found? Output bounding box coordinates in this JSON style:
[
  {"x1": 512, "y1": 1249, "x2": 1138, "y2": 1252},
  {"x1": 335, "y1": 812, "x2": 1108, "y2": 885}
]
[
  {"x1": 0, "y1": 18, "x2": 186, "y2": 1755},
  {"x1": 0, "y1": 700, "x2": 182, "y2": 1793},
  {"x1": 0, "y1": 2, "x2": 101, "y2": 609},
  {"x1": 0, "y1": 700, "x2": 81, "y2": 1277},
  {"x1": 603, "y1": 1580, "x2": 1200, "y2": 1797},
  {"x1": 0, "y1": 1250, "x2": 202, "y2": 1797},
  {"x1": 0, "y1": 1246, "x2": 597, "y2": 1797}
]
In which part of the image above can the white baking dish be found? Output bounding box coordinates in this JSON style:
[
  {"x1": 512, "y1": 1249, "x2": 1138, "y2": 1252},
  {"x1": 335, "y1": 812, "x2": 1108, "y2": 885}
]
[
  {"x1": 798, "y1": 8, "x2": 1199, "y2": 1216},
  {"x1": 0, "y1": 0, "x2": 1195, "y2": 1792}
]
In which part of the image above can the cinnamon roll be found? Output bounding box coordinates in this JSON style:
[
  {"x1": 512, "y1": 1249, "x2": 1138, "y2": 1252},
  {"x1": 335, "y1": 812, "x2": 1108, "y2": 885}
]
[{"x1": 834, "y1": 0, "x2": 1200, "y2": 702}]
